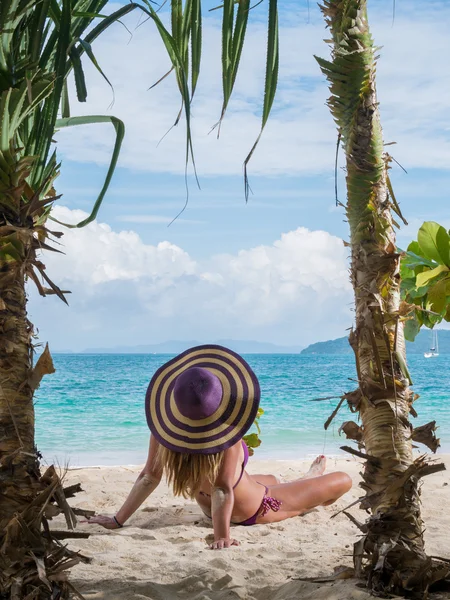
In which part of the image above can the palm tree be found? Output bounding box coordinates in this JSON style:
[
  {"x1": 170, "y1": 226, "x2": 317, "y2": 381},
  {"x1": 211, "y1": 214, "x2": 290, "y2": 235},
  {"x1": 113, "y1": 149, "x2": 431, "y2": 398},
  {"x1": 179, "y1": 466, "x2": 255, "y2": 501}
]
[
  {"x1": 315, "y1": 0, "x2": 449, "y2": 594},
  {"x1": 0, "y1": 1, "x2": 135, "y2": 597}
]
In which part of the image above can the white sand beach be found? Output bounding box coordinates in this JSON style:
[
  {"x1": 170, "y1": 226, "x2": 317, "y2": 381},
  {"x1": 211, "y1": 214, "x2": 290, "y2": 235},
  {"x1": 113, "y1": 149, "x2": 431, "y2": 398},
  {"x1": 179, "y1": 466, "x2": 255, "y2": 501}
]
[{"x1": 50, "y1": 454, "x2": 450, "y2": 600}]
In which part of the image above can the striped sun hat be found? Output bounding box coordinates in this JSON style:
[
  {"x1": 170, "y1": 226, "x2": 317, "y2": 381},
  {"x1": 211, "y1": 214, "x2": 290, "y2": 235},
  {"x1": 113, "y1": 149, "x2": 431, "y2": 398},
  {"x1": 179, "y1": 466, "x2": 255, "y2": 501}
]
[{"x1": 145, "y1": 345, "x2": 260, "y2": 454}]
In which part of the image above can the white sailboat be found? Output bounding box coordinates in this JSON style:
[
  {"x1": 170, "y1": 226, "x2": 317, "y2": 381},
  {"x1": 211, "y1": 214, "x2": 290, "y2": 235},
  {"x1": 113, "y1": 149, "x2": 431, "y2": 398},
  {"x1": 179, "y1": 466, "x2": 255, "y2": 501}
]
[{"x1": 424, "y1": 329, "x2": 439, "y2": 358}]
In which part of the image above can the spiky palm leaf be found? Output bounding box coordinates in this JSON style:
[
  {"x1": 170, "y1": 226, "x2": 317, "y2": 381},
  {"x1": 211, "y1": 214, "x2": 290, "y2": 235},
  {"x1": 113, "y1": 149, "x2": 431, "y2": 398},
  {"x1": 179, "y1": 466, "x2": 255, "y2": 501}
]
[
  {"x1": 316, "y1": 0, "x2": 449, "y2": 595},
  {"x1": 145, "y1": 0, "x2": 279, "y2": 196}
]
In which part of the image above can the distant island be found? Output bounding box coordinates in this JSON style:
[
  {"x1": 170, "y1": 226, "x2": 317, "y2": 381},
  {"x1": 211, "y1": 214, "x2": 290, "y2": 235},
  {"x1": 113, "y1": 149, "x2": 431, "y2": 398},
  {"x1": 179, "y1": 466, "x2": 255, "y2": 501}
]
[
  {"x1": 301, "y1": 329, "x2": 450, "y2": 355},
  {"x1": 54, "y1": 330, "x2": 450, "y2": 355},
  {"x1": 79, "y1": 339, "x2": 304, "y2": 355}
]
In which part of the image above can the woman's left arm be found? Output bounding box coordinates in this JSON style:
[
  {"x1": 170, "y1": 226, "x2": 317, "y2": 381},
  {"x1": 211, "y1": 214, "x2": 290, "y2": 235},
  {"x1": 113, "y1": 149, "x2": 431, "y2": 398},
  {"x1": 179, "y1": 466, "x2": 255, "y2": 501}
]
[{"x1": 210, "y1": 442, "x2": 241, "y2": 550}]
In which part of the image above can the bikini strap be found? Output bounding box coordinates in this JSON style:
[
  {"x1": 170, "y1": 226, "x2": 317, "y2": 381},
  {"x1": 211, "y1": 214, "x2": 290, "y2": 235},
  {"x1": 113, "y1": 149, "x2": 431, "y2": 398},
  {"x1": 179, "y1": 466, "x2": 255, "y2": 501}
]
[
  {"x1": 241, "y1": 439, "x2": 249, "y2": 468},
  {"x1": 232, "y1": 440, "x2": 249, "y2": 490}
]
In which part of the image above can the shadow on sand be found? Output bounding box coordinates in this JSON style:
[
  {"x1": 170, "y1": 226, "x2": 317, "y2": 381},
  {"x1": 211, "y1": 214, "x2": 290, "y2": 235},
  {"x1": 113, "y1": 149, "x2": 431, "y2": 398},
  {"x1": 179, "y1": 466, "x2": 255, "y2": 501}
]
[{"x1": 71, "y1": 574, "x2": 378, "y2": 600}]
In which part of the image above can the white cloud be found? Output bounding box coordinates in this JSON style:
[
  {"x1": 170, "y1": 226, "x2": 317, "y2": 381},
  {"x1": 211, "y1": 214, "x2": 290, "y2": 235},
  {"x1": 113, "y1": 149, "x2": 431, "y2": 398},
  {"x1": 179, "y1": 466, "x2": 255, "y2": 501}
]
[
  {"x1": 46, "y1": 207, "x2": 196, "y2": 285},
  {"x1": 29, "y1": 207, "x2": 352, "y2": 350},
  {"x1": 53, "y1": 5, "x2": 450, "y2": 178}
]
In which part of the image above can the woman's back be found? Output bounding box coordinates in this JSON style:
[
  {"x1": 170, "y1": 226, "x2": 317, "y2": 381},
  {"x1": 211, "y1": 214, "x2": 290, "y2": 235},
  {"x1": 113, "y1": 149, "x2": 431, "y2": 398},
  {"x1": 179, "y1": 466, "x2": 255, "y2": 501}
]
[{"x1": 194, "y1": 440, "x2": 268, "y2": 524}]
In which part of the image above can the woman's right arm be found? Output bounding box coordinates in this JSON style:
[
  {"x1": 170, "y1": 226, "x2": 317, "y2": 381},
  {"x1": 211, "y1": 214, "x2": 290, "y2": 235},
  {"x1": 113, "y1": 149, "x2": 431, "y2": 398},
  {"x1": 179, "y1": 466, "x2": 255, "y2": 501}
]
[{"x1": 87, "y1": 436, "x2": 163, "y2": 529}]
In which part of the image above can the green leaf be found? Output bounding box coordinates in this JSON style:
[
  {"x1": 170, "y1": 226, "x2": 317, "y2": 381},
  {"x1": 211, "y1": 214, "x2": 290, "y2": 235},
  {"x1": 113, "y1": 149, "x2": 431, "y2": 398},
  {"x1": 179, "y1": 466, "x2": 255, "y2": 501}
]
[
  {"x1": 69, "y1": 45, "x2": 88, "y2": 102},
  {"x1": 82, "y1": 4, "x2": 137, "y2": 48},
  {"x1": 427, "y1": 278, "x2": 449, "y2": 314},
  {"x1": 244, "y1": 0, "x2": 278, "y2": 198},
  {"x1": 72, "y1": 11, "x2": 108, "y2": 18},
  {"x1": 30, "y1": 0, "x2": 52, "y2": 64},
  {"x1": 445, "y1": 303, "x2": 450, "y2": 322},
  {"x1": 190, "y1": 0, "x2": 202, "y2": 96},
  {"x1": 243, "y1": 432, "x2": 262, "y2": 449},
  {"x1": 401, "y1": 277, "x2": 428, "y2": 300},
  {"x1": 51, "y1": 115, "x2": 124, "y2": 228},
  {"x1": 243, "y1": 406, "x2": 264, "y2": 453},
  {"x1": 418, "y1": 221, "x2": 450, "y2": 267},
  {"x1": 400, "y1": 263, "x2": 415, "y2": 280},
  {"x1": 218, "y1": 0, "x2": 250, "y2": 128},
  {"x1": 416, "y1": 264, "x2": 449, "y2": 288},
  {"x1": 407, "y1": 241, "x2": 423, "y2": 255},
  {"x1": 402, "y1": 250, "x2": 435, "y2": 270},
  {"x1": 221, "y1": 0, "x2": 235, "y2": 121},
  {"x1": 407, "y1": 285, "x2": 429, "y2": 300},
  {"x1": 427, "y1": 312, "x2": 442, "y2": 327},
  {"x1": 141, "y1": 0, "x2": 196, "y2": 182},
  {"x1": 404, "y1": 316, "x2": 420, "y2": 342},
  {"x1": 61, "y1": 79, "x2": 70, "y2": 117},
  {"x1": 78, "y1": 38, "x2": 114, "y2": 101}
]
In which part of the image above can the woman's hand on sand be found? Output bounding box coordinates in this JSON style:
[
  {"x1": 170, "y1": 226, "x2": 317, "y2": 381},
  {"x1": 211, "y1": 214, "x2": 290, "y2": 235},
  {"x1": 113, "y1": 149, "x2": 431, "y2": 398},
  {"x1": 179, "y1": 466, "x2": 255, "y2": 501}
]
[
  {"x1": 83, "y1": 515, "x2": 121, "y2": 529},
  {"x1": 209, "y1": 538, "x2": 239, "y2": 550}
]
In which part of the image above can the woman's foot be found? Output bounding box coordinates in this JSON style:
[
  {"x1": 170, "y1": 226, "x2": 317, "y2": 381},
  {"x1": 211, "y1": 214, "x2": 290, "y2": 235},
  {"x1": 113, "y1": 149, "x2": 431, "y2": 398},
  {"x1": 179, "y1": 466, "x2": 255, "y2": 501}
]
[{"x1": 303, "y1": 455, "x2": 326, "y2": 479}]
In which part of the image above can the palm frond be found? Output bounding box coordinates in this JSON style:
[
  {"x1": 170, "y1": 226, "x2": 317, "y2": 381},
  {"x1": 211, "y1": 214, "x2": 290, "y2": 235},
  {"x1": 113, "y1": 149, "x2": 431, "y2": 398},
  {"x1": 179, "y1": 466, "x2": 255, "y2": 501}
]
[
  {"x1": 244, "y1": 0, "x2": 278, "y2": 199},
  {"x1": 146, "y1": 0, "x2": 279, "y2": 198},
  {"x1": 141, "y1": 0, "x2": 197, "y2": 181},
  {"x1": 190, "y1": 0, "x2": 202, "y2": 97},
  {"x1": 217, "y1": 0, "x2": 250, "y2": 134},
  {"x1": 50, "y1": 115, "x2": 125, "y2": 228}
]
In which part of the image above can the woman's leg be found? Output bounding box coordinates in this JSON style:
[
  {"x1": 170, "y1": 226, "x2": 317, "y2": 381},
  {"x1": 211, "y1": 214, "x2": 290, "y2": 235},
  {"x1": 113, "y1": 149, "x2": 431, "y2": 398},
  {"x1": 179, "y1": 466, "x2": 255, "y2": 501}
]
[
  {"x1": 250, "y1": 474, "x2": 280, "y2": 487},
  {"x1": 256, "y1": 471, "x2": 352, "y2": 524},
  {"x1": 250, "y1": 455, "x2": 326, "y2": 488}
]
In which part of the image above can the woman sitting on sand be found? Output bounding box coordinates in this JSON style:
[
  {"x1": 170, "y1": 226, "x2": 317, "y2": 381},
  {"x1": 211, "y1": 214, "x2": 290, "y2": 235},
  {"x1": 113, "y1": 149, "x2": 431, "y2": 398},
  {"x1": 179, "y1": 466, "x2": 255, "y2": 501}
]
[{"x1": 88, "y1": 345, "x2": 352, "y2": 549}]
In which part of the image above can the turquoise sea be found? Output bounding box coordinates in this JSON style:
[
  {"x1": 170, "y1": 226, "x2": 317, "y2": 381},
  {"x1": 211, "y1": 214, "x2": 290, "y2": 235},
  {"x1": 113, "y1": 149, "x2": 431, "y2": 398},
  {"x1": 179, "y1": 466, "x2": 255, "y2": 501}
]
[{"x1": 35, "y1": 354, "x2": 450, "y2": 466}]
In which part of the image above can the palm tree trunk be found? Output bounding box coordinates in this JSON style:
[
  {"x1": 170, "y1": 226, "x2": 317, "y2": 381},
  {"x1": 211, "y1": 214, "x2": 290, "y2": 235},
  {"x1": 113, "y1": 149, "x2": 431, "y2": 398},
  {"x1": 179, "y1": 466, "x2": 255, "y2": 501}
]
[
  {"x1": 0, "y1": 250, "x2": 41, "y2": 596},
  {"x1": 317, "y1": 1, "x2": 449, "y2": 595},
  {"x1": 348, "y1": 157, "x2": 429, "y2": 590},
  {"x1": 0, "y1": 0, "x2": 131, "y2": 595},
  {"x1": 0, "y1": 246, "x2": 36, "y2": 461},
  {"x1": 0, "y1": 190, "x2": 84, "y2": 599}
]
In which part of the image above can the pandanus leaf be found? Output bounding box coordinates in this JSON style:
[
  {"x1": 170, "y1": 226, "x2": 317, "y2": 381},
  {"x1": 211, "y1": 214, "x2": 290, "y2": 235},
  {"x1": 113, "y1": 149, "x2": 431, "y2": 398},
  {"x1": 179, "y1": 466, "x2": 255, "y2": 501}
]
[
  {"x1": 243, "y1": 0, "x2": 278, "y2": 199},
  {"x1": 50, "y1": 115, "x2": 125, "y2": 228},
  {"x1": 215, "y1": 0, "x2": 250, "y2": 134},
  {"x1": 141, "y1": 0, "x2": 197, "y2": 179},
  {"x1": 68, "y1": 45, "x2": 88, "y2": 103},
  {"x1": 146, "y1": 0, "x2": 278, "y2": 198},
  {"x1": 190, "y1": 0, "x2": 202, "y2": 96},
  {"x1": 77, "y1": 39, "x2": 114, "y2": 103}
]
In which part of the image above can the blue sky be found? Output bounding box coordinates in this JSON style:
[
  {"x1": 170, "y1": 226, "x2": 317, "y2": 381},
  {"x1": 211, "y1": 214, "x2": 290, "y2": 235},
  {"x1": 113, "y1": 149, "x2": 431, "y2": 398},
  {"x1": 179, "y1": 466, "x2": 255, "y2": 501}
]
[{"x1": 29, "y1": 0, "x2": 450, "y2": 351}]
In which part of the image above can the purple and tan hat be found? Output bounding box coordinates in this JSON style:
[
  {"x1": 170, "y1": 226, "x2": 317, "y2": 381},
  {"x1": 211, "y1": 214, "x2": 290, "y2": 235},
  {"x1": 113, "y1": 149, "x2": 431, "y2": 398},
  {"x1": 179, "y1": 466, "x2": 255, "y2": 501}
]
[{"x1": 145, "y1": 344, "x2": 260, "y2": 455}]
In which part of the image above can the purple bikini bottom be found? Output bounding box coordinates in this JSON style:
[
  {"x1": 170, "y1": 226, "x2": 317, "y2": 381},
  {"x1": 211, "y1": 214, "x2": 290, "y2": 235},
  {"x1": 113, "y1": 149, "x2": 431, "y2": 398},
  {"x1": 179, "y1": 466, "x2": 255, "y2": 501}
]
[
  {"x1": 238, "y1": 484, "x2": 282, "y2": 526},
  {"x1": 199, "y1": 483, "x2": 282, "y2": 527}
]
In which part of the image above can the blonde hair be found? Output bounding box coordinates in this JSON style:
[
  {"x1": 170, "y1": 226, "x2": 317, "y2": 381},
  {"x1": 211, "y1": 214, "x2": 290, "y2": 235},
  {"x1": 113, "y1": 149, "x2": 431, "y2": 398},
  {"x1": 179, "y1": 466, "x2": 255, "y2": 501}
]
[{"x1": 157, "y1": 444, "x2": 224, "y2": 500}]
